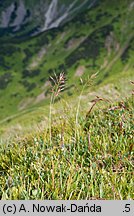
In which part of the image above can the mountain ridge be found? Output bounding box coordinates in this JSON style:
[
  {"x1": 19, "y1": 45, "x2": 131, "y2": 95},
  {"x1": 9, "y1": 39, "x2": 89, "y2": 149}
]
[{"x1": 0, "y1": 0, "x2": 98, "y2": 38}]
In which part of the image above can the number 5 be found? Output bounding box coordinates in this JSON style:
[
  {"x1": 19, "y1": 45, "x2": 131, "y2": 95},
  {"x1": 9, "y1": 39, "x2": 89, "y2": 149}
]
[{"x1": 125, "y1": 204, "x2": 130, "y2": 212}]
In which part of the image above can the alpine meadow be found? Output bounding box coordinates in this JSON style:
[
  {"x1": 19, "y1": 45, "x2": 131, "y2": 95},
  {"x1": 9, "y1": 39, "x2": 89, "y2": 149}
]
[{"x1": 0, "y1": 0, "x2": 133, "y2": 200}]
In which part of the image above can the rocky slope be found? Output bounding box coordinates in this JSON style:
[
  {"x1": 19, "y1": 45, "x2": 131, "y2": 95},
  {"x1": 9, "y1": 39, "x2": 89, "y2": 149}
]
[{"x1": 0, "y1": 0, "x2": 97, "y2": 38}]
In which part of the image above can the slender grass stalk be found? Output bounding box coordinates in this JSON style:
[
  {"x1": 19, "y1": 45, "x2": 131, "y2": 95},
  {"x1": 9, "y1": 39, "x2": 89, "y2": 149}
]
[
  {"x1": 75, "y1": 84, "x2": 85, "y2": 140},
  {"x1": 49, "y1": 72, "x2": 65, "y2": 144},
  {"x1": 49, "y1": 92, "x2": 54, "y2": 145},
  {"x1": 75, "y1": 72, "x2": 98, "y2": 140}
]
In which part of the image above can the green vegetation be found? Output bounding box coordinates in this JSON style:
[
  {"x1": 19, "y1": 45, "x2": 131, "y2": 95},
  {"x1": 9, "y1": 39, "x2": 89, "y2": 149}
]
[
  {"x1": 0, "y1": 93, "x2": 133, "y2": 199},
  {"x1": 0, "y1": 0, "x2": 134, "y2": 122},
  {"x1": 0, "y1": 0, "x2": 134, "y2": 200}
]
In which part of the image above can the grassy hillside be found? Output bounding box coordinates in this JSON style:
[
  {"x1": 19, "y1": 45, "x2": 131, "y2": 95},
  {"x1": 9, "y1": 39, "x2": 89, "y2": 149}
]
[
  {"x1": 0, "y1": 93, "x2": 133, "y2": 199},
  {"x1": 0, "y1": 0, "x2": 134, "y2": 200},
  {"x1": 0, "y1": 0, "x2": 134, "y2": 124}
]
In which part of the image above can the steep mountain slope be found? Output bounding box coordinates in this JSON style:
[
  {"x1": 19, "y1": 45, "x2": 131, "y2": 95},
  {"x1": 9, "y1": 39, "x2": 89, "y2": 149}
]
[
  {"x1": 0, "y1": 0, "x2": 97, "y2": 38},
  {"x1": 0, "y1": 0, "x2": 134, "y2": 127}
]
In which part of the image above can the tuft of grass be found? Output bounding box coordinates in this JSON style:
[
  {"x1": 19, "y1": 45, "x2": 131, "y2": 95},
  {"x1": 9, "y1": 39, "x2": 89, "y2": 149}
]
[{"x1": 0, "y1": 95, "x2": 133, "y2": 200}]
